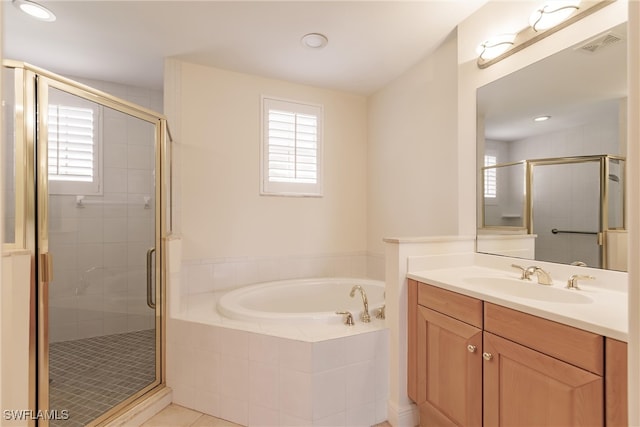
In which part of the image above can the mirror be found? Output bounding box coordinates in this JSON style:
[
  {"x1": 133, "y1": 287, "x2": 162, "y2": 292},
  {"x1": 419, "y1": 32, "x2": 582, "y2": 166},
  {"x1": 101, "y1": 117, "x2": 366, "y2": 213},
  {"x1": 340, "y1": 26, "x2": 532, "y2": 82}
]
[{"x1": 476, "y1": 22, "x2": 627, "y2": 271}]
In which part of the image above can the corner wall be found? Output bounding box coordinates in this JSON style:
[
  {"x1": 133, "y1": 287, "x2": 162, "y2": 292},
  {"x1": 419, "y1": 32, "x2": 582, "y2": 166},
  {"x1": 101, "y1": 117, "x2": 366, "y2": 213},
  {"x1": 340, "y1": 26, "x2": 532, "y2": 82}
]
[
  {"x1": 164, "y1": 60, "x2": 370, "y2": 289},
  {"x1": 367, "y1": 33, "x2": 459, "y2": 256}
]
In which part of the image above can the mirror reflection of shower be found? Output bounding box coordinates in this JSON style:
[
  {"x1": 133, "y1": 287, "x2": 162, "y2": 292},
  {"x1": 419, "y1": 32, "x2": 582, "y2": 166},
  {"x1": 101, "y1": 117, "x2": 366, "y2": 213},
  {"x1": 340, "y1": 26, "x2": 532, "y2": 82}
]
[
  {"x1": 480, "y1": 155, "x2": 626, "y2": 271},
  {"x1": 531, "y1": 159, "x2": 601, "y2": 268},
  {"x1": 476, "y1": 21, "x2": 627, "y2": 271}
]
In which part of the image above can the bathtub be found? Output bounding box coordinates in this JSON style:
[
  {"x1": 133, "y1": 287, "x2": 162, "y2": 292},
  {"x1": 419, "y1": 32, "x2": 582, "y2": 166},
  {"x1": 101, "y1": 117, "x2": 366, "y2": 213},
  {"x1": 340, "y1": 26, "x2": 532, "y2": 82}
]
[
  {"x1": 170, "y1": 276, "x2": 389, "y2": 426},
  {"x1": 217, "y1": 277, "x2": 385, "y2": 324}
]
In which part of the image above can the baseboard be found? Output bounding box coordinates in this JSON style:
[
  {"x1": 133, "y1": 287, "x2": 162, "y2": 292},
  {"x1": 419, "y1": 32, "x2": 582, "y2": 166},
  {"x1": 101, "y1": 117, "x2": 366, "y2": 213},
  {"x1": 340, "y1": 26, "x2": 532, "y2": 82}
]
[{"x1": 387, "y1": 400, "x2": 419, "y2": 427}]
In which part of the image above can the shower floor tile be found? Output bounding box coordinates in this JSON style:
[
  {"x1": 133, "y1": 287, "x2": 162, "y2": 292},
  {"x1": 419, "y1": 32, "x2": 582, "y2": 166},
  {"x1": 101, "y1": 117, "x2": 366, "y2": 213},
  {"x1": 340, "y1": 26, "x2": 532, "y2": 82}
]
[{"x1": 49, "y1": 329, "x2": 156, "y2": 427}]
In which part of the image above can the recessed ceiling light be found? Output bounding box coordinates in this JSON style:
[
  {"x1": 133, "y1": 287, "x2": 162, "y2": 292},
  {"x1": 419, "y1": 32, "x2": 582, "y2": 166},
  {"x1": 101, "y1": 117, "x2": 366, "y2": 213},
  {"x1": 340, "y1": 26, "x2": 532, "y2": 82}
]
[
  {"x1": 12, "y1": 0, "x2": 56, "y2": 22},
  {"x1": 534, "y1": 115, "x2": 551, "y2": 122},
  {"x1": 301, "y1": 33, "x2": 328, "y2": 49}
]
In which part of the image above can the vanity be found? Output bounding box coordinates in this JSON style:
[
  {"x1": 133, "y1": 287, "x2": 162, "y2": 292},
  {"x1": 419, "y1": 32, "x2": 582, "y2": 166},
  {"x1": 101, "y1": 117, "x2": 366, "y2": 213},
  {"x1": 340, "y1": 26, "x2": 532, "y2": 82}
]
[
  {"x1": 433, "y1": 6, "x2": 631, "y2": 425},
  {"x1": 406, "y1": 263, "x2": 628, "y2": 427}
]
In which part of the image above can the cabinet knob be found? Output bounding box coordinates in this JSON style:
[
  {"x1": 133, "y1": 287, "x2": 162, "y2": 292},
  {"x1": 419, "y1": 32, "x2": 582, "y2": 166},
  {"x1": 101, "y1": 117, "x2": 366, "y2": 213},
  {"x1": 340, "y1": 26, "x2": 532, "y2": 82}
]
[
  {"x1": 482, "y1": 352, "x2": 493, "y2": 361},
  {"x1": 467, "y1": 345, "x2": 477, "y2": 353}
]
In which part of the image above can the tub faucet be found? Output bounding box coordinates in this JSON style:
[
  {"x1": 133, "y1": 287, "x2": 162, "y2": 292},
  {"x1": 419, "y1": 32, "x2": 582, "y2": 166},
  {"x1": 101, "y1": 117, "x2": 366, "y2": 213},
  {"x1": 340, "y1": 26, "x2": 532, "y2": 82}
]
[
  {"x1": 350, "y1": 285, "x2": 371, "y2": 323},
  {"x1": 336, "y1": 311, "x2": 355, "y2": 326}
]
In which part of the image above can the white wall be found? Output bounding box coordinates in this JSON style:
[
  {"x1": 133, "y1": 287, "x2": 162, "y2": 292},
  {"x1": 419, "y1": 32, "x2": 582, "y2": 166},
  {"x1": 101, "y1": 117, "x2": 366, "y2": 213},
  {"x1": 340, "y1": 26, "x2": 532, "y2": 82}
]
[
  {"x1": 165, "y1": 60, "x2": 370, "y2": 288},
  {"x1": 1, "y1": 253, "x2": 30, "y2": 427},
  {"x1": 367, "y1": 33, "x2": 459, "y2": 255}
]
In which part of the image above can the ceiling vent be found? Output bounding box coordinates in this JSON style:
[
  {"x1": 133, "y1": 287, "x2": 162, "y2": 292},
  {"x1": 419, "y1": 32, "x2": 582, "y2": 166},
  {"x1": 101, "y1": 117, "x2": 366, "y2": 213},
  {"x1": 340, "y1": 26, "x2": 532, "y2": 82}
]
[{"x1": 576, "y1": 32, "x2": 624, "y2": 54}]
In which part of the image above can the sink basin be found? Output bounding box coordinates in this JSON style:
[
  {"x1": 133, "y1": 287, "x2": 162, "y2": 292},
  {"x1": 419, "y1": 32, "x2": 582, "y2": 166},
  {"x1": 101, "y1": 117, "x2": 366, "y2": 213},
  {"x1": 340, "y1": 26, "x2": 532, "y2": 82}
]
[{"x1": 463, "y1": 277, "x2": 593, "y2": 304}]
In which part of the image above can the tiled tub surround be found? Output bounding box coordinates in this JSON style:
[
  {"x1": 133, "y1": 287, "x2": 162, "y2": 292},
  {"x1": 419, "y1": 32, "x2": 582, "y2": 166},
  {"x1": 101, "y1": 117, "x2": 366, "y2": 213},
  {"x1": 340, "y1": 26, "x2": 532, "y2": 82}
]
[
  {"x1": 167, "y1": 290, "x2": 389, "y2": 426},
  {"x1": 179, "y1": 252, "x2": 385, "y2": 297}
]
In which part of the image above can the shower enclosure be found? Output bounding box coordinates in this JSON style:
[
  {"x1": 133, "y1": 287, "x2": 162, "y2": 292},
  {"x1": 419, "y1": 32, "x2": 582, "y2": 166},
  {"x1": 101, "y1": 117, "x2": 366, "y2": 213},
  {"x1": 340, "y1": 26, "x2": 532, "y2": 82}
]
[
  {"x1": 481, "y1": 155, "x2": 626, "y2": 270},
  {"x1": 2, "y1": 61, "x2": 169, "y2": 426},
  {"x1": 529, "y1": 155, "x2": 626, "y2": 270}
]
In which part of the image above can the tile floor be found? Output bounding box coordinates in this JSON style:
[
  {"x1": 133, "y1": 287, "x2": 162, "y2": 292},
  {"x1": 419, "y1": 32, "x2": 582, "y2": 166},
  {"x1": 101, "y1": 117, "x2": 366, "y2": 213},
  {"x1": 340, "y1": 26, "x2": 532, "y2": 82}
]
[
  {"x1": 50, "y1": 329, "x2": 156, "y2": 427},
  {"x1": 141, "y1": 405, "x2": 243, "y2": 427},
  {"x1": 143, "y1": 404, "x2": 393, "y2": 427}
]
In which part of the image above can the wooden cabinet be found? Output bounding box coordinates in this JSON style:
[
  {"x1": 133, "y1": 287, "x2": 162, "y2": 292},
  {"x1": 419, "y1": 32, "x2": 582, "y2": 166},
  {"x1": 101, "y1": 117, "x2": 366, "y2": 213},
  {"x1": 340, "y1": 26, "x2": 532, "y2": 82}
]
[
  {"x1": 605, "y1": 338, "x2": 628, "y2": 427},
  {"x1": 408, "y1": 280, "x2": 483, "y2": 426},
  {"x1": 483, "y1": 331, "x2": 603, "y2": 426},
  {"x1": 407, "y1": 279, "x2": 628, "y2": 427},
  {"x1": 415, "y1": 305, "x2": 482, "y2": 426}
]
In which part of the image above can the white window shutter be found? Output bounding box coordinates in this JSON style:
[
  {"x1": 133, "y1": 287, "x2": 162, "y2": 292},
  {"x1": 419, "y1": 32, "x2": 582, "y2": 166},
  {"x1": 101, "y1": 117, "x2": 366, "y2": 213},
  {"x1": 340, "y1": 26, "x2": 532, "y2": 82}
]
[
  {"x1": 48, "y1": 105, "x2": 95, "y2": 182},
  {"x1": 262, "y1": 97, "x2": 323, "y2": 196},
  {"x1": 484, "y1": 155, "x2": 497, "y2": 198}
]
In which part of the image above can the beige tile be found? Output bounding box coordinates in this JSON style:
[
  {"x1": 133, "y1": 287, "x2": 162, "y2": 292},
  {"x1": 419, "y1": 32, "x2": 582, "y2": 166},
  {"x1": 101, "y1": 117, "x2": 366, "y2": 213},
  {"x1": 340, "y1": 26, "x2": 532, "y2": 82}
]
[
  {"x1": 190, "y1": 414, "x2": 244, "y2": 427},
  {"x1": 141, "y1": 404, "x2": 202, "y2": 427}
]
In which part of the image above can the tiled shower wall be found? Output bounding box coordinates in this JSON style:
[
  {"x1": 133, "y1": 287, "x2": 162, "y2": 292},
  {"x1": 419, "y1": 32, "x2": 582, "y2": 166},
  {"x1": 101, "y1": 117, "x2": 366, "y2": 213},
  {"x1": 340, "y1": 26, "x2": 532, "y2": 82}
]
[
  {"x1": 486, "y1": 99, "x2": 624, "y2": 267},
  {"x1": 48, "y1": 78, "x2": 162, "y2": 342}
]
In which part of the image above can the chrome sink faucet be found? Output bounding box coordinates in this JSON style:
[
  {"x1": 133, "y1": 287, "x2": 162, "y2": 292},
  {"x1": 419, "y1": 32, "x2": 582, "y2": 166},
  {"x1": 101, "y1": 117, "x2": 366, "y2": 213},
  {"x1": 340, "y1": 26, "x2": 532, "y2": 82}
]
[
  {"x1": 511, "y1": 264, "x2": 552, "y2": 285},
  {"x1": 528, "y1": 266, "x2": 553, "y2": 285},
  {"x1": 511, "y1": 264, "x2": 532, "y2": 280},
  {"x1": 350, "y1": 285, "x2": 371, "y2": 323},
  {"x1": 566, "y1": 274, "x2": 595, "y2": 290}
]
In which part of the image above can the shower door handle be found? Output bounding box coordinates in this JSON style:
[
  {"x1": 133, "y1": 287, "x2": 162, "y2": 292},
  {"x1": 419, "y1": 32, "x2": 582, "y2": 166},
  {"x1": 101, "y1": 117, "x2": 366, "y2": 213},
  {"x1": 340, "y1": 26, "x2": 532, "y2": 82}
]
[
  {"x1": 146, "y1": 248, "x2": 156, "y2": 309},
  {"x1": 40, "y1": 252, "x2": 54, "y2": 283}
]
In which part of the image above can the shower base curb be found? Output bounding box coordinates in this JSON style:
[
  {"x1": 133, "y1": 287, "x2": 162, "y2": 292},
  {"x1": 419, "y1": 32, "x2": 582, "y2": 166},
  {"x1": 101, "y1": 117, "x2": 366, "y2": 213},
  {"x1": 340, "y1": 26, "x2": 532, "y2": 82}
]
[{"x1": 105, "y1": 386, "x2": 173, "y2": 427}]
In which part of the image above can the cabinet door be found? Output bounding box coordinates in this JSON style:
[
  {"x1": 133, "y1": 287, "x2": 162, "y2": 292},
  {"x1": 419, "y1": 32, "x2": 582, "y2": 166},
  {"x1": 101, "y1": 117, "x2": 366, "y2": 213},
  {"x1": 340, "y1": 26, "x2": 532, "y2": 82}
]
[
  {"x1": 417, "y1": 306, "x2": 482, "y2": 427},
  {"x1": 484, "y1": 332, "x2": 603, "y2": 427}
]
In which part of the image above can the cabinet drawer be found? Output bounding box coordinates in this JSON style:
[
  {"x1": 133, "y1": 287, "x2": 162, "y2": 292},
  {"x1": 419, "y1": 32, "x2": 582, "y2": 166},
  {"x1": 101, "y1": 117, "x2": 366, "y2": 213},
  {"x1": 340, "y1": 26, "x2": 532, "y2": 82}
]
[
  {"x1": 417, "y1": 282, "x2": 483, "y2": 328},
  {"x1": 484, "y1": 303, "x2": 603, "y2": 375}
]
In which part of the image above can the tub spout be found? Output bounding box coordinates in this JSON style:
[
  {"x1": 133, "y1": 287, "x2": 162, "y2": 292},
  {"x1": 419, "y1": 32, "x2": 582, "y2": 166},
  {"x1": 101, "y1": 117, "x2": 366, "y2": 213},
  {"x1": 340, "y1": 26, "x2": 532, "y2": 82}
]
[{"x1": 349, "y1": 285, "x2": 370, "y2": 323}]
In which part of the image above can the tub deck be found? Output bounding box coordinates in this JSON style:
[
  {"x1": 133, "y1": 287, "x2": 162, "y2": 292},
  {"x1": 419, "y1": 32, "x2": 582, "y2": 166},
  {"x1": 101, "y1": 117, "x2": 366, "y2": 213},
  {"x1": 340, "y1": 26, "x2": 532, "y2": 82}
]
[{"x1": 177, "y1": 290, "x2": 387, "y2": 342}]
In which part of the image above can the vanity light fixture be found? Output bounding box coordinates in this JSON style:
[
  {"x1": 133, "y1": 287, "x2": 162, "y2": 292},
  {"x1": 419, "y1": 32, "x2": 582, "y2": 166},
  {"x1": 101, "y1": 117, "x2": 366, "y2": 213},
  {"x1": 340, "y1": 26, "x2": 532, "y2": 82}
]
[
  {"x1": 530, "y1": 0, "x2": 581, "y2": 32},
  {"x1": 534, "y1": 115, "x2": 552, "y2": 122},
  {"x1": 301, "y1": 33, "x2": 328, "y2": 49},
  {"x1": 477, "y1": 34, "x2": 517, "y2": 61},
  {"x1": 477, "y1": 0, "x2": 615, "y2": 69},
  {"x1": 12, "y1": 0, "x2": 56, "y2": 22}
]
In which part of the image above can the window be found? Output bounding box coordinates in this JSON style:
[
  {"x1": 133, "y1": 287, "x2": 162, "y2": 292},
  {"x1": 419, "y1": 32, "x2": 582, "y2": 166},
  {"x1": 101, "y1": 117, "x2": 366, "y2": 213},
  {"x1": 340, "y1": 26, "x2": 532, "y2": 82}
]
[
  {"x1": 484, "y1": 154, "x2": 497, "y2": 198},
  {"x1": 261, "y1": 97, "x2": 323, "y2": 196},
  {"x1": 47, "y1": 101, "x2": 102, "y2": 195}
]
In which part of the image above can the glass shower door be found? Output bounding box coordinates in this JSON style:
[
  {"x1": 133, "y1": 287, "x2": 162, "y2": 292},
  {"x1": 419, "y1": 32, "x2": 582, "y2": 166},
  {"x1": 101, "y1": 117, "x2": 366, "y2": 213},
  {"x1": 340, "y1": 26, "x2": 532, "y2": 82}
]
[
  {"x1": 40, "y1": 79, "x2": 161, "y2": 426},
  {"x1": 530, "y1": 160, "x2": 602, "y2": 268}
]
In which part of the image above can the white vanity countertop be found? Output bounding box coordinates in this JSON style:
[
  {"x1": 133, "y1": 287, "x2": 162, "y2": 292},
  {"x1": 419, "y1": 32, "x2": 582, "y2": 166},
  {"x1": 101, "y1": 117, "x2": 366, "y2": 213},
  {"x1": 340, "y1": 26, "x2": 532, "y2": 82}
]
[{"x1": 408, "y1": 265, "x2": 628, "y2": 342}]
